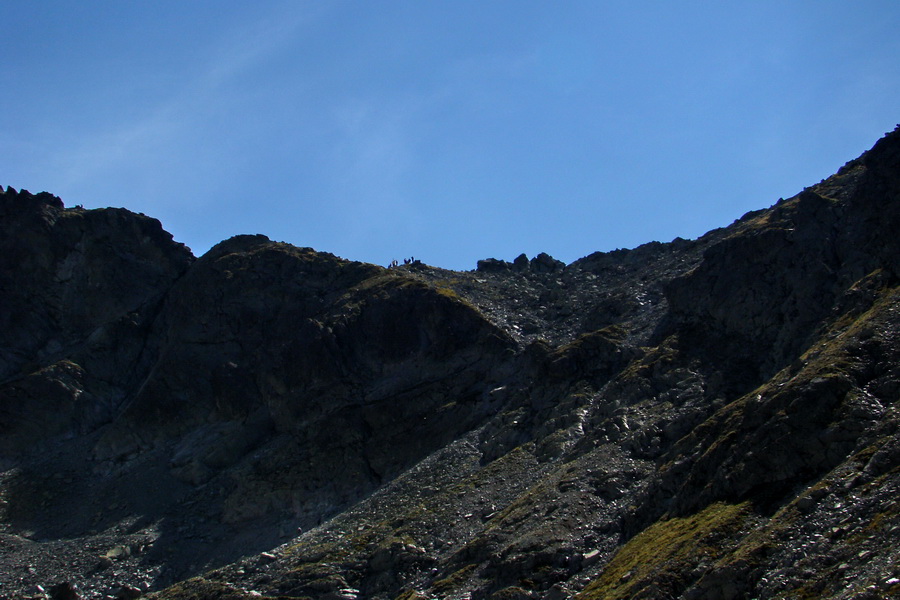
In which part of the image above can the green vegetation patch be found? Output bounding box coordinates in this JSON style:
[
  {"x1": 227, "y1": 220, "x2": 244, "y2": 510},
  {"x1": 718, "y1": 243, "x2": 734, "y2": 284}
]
[
  {"x1": 432, "y1": 564, "x2": 477, "y2": 595},
  {"x1": 152, "y1": 577, "x2": 296, "y2": 600},
  {"x1": 394, "y1": 590, "x2": 430, "y2": 600},
  {"x1": 576, "y1": 501, "x2": 753, "y2": 600},
  {"x1": 435, "y1": 286, "x2": 461, "y2": 300},
  {"x1": 616, "y1": 335, "x2": 679, "y2": 382}
]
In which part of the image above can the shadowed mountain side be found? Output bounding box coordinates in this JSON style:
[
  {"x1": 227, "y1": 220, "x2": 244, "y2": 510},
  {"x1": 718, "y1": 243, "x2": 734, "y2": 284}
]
[
  {"x1": 0, "y1": 126, "x2": 898, "y2": 600},
  {"x1": 0, "y1": 191, "x2": 194, "y2": 455},
  {"x1": 0, "y1": 211, "x2": 521, "y2": 586}
]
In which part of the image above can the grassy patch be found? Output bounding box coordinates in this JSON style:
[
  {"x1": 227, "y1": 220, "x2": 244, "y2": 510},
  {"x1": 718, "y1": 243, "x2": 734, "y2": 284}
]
[
  {"x1": 152, "y1": 578, "x2": 290, "y2": 600},
  {"x1": 432, "y1": 564, "x2": 477, "y2": 595},
  {"x1": 435, "y1": 286, "x2": 461, "y2": 300},
  {"x1": 394, "y1": 590, "x2": 429, "y2": 600},
  {"x1": 576, "y1": 502, "x2": 753, "y2": 600}
]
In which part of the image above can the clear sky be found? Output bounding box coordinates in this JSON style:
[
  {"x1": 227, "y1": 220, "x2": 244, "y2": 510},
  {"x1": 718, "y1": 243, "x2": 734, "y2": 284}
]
[{"x1": 2, "y1": 1, "x2": 899, "y2": 270}]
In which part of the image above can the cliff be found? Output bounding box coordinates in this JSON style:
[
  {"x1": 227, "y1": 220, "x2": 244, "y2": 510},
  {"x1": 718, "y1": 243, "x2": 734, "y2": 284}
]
[{"x1": 1, "y1": 127, "x2": 899, "y2": 600}]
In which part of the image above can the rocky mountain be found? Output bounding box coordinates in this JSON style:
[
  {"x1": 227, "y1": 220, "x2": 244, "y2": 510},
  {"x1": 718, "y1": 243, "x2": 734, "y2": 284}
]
[{"x1": 1, "y1": 126, "x2": 899, "y2": 600}]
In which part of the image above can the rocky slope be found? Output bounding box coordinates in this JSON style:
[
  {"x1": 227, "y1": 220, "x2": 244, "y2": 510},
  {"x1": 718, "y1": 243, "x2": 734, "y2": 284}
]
[{"x1": 1, "y1": 126, "x2": 899, "y2": 600}]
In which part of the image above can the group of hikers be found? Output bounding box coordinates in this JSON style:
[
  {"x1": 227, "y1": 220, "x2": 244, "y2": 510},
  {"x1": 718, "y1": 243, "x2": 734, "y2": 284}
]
[{"x1": 388, "y1": 257, "x2": 416, "y2": 268}]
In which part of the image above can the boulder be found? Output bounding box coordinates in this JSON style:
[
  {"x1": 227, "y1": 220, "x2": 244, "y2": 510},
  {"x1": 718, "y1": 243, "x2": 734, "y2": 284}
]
[
  {"x1": 512, "y1": 253, "x2": 530, "y2": 271},
  {"x1": 530, "y1": 252, "x2": 564, "y2": 273},
  {"x1": 477, "y1": 258, "x2": 511, "y2": 272}
]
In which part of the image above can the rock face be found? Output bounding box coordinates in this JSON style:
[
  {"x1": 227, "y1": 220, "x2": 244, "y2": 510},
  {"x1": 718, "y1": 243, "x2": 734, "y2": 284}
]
[
  {"x1": 0, "y1": 189, "x2": 194, "y2": 454},
  {"x1": 1, "y1": 128, "x2": 900, "y2": 600}
]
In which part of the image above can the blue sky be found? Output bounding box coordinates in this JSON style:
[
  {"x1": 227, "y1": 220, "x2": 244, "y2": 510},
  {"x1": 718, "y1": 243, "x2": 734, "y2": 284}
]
[{"x1": 2, "y1": 1, "x2": 899, "y2": 270}]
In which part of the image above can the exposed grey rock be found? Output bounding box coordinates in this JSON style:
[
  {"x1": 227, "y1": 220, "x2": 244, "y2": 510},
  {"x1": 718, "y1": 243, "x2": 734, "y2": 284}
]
[
  {"x1": 115, "y1": 585, "x2": 142, "y2": 600},
  {"x1": 48, "y1": 582, "x2": 80, "y2": 600},
  {"x1": 513, "y1": 253, "x2": 530, "y2": 271},
  {"x1": 529, "y1": 252, "x2": 564, "y2": 273},
  {"x1": 477, "y1": 258, "x2": 512, "y2": 272}
]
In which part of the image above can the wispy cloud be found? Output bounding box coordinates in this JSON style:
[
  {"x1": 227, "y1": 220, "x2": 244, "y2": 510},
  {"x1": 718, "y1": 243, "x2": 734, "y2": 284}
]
[
  {"x1": 327, "y1": 95, "x2": 421, "y2": 245},
  {"x1": 49, "y1": 5, "x2": 315, "y2": 200}
]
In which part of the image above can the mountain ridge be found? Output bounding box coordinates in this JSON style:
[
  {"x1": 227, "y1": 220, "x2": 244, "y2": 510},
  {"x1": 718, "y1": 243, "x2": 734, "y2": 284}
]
[{"x1": 1, "y1": 126, "x2": 899, "y2": 599}]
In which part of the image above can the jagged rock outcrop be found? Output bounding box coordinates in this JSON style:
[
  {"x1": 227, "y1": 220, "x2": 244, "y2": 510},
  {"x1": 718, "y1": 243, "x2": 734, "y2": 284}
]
[
  {"x1": 477, "y1": 253, "x2": 565, "y2": 275},
  {"x1": 1, "y1": 128, "x2": 899, "y2": 600}
]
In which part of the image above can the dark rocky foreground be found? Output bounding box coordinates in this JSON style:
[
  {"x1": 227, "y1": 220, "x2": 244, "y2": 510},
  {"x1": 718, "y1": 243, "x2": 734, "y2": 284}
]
[{"x1": 1, "y1": 127, "x2": 899, "y2": 600}]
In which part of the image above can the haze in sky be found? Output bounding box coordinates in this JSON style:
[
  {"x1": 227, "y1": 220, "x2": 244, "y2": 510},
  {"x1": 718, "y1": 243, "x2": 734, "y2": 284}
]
[{"x1": 2, "y1": 1, "x2": 899, "y2": 270}]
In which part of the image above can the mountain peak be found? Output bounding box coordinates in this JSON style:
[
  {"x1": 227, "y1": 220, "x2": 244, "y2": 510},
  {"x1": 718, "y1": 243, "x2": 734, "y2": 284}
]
[{"x1": 1, "y1": 132, "x2": 899, "y2": 599}]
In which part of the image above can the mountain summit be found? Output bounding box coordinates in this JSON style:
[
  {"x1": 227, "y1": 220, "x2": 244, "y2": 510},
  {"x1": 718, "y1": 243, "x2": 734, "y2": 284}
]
[{"x1": 1, "y1": 127, "x2": 900, "y2": 600}]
